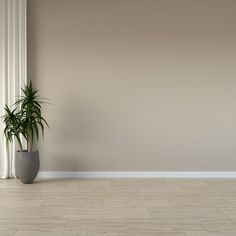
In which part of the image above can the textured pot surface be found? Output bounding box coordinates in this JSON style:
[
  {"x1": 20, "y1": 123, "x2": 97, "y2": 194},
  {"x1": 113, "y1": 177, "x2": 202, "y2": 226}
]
[{"x1": 15, "y1": 151, "x2": 40, "y2": 184}]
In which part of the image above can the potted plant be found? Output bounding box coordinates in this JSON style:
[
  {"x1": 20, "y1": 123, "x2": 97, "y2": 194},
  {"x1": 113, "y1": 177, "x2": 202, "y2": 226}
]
[{"x1": 2, "y1": 81, "x2": 48, "y2": 184}]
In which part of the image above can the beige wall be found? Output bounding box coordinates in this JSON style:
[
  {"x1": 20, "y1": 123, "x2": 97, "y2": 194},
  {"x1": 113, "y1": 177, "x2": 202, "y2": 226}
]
[{"x1": 28, "y1": 0, "x2": 236, "y2": 171}]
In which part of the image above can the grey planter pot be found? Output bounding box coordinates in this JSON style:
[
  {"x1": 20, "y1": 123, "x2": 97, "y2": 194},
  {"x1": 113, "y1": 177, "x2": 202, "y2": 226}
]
[{"x1": 15, "y1": 151, "x2": 40, "y2": 184}]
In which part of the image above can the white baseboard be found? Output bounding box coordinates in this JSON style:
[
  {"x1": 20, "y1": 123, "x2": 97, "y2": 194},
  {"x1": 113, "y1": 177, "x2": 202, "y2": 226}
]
[{"x1": 37, "y1": 171, "x2": 236, "y2": 179}]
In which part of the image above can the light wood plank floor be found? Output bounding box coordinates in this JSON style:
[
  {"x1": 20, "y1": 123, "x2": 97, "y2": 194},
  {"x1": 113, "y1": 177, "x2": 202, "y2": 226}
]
[{"x1": 0, "y1": 179, "x2": 236, "y2": 235}]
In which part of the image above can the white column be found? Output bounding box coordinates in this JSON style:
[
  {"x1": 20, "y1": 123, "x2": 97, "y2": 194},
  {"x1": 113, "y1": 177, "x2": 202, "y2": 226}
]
[{"x1": 0, "y1": 0, "x2": 27, "y2": 178}]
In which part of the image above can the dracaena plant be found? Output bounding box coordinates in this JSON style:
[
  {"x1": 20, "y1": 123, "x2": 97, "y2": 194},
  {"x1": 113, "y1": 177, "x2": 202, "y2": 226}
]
[{"x1": 2, "y1": 81, "x2": 48, "y2": 152}]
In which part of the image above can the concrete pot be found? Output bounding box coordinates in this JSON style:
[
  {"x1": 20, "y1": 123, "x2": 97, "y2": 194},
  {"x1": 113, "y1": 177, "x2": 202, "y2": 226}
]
[{"x1": 15, "y1": 151, "x2": 40, "y2": 184}]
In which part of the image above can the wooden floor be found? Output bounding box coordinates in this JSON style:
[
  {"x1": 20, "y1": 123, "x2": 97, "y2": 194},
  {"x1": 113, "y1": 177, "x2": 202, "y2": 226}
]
[{"x1": 0, "y1": 179, "x2": 236, "y2": 235}]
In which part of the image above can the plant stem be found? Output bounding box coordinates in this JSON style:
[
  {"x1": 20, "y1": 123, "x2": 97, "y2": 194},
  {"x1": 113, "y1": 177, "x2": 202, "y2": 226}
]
[
  {"x1": 15, "y1": 135, "x2": 23, "y2": 152},
  {"x1": 28, "y1": 130, "x2": 33, "y2": 152}
]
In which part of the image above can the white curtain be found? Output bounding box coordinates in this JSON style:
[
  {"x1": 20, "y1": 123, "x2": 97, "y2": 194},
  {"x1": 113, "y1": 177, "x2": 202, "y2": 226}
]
[{"x1": 0, "y1": 0, "x2": 27, "y2": 178}]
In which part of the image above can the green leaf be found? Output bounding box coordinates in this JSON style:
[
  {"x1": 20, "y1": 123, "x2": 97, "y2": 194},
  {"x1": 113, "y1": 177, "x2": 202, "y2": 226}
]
[{"x1": 2, "y1": 80, "x2": 49, "y2": 151}]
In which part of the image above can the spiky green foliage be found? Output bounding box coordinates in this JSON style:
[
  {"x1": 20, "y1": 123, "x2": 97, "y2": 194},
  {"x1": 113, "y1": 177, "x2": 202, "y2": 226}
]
[
  {"x1": 3, "y1": 106, "x2": 24, "y2": 151},
  {"x1": 2, "y1": 81, "x2": 48, "y2": 152}
]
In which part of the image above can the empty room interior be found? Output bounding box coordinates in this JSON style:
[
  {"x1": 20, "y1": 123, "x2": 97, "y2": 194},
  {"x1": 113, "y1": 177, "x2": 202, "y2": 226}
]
[{"x1": 1, "y1": 0, "x2": 236, "y2": 235}]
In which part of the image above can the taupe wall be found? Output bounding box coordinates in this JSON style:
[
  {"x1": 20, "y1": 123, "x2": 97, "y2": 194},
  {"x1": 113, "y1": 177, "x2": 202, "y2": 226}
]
[{"x1": 28, "y1": 0, "x2": 236, "y2": 171}]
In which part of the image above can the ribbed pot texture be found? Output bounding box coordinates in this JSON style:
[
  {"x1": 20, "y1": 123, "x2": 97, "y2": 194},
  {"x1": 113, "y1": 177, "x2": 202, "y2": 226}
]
[{"x1": 15, "y1": 151, "x2": 40, "y2": 184}]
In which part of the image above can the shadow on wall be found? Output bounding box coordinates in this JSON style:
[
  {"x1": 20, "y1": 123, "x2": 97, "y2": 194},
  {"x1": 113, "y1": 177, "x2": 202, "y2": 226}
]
[{"x1": 44, "y1": 96, "x2": 100, "y2": 170}]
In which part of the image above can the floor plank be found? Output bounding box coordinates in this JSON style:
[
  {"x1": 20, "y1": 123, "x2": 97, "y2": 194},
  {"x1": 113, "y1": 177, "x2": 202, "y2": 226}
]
[{"x1": 0, "y1": 179, "x2": 235, "y2": 235}]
